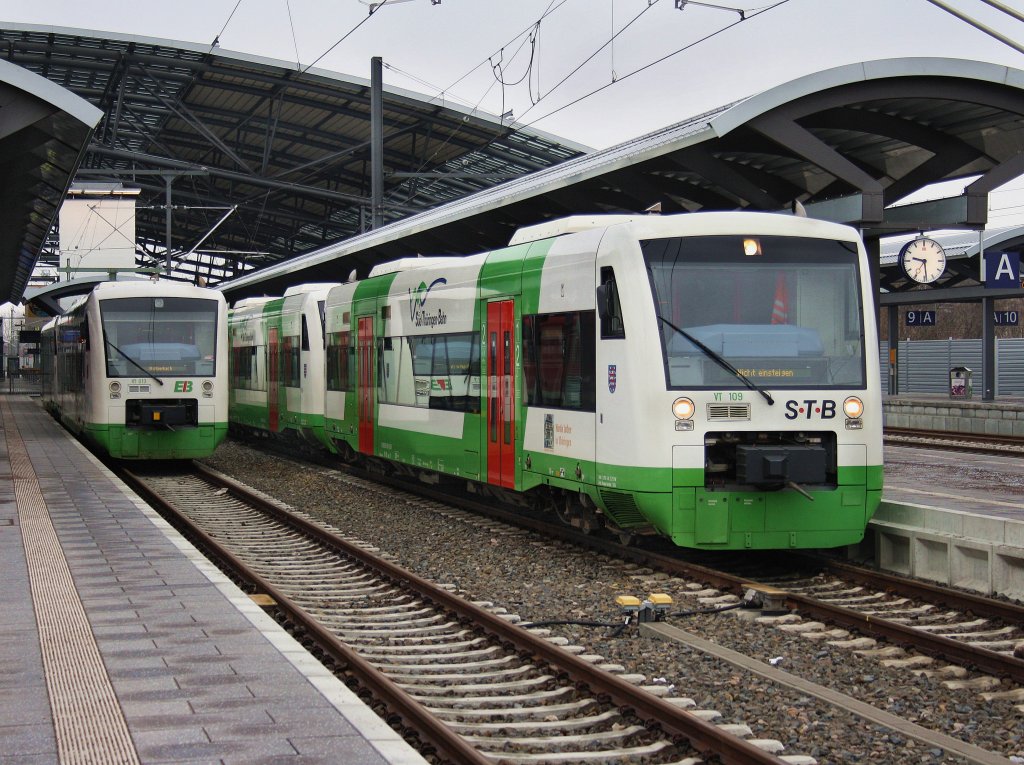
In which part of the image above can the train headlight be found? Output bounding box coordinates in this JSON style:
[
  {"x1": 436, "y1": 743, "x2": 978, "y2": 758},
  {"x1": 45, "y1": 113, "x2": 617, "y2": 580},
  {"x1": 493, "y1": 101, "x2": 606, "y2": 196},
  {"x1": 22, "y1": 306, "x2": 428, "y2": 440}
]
[
  {"x1": 202, "y1": 380, "x2": 214, "y2": 398},
  {"x1": 109, "y1": 381, "x2": 121, "y2": 399},
  {"x1": 672, "y1": 397, "x2": 695, "y2": 420},
  {"x1": 843, "y1": 396, "x2": 864, "y2": 418}
]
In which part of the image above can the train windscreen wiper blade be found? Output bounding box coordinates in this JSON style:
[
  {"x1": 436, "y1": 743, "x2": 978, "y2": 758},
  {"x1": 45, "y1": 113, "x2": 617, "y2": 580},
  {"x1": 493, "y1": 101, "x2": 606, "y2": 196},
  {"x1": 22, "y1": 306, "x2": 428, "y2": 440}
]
[
  {"x1": 105, "y1": 339, "x2": 165, "y2": 386},
  {"x1": 657, "y1": 315, "x2": 774, "y2": 406}
]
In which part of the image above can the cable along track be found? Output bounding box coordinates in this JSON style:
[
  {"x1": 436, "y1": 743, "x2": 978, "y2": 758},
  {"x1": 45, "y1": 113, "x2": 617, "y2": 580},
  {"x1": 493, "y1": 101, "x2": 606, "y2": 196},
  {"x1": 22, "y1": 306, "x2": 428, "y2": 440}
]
[{"x1": 123, "y1": 463, "x2": 791, "y2": 765}]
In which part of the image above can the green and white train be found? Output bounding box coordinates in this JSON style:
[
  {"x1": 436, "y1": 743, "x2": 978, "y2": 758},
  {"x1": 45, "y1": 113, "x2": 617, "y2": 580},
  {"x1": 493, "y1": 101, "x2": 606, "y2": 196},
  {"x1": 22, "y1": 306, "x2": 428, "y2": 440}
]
[
  {"x1": 41, "y1": 280, "x2": 229, "y2": 459},
  {"x1": 228, "y1": 212, "x2": 882, "y2": 550}
]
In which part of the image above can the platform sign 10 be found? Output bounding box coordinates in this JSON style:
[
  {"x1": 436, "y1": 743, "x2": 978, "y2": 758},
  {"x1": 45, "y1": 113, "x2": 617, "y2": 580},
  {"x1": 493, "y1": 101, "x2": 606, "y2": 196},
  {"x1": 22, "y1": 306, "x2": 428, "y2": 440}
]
[
  {"x1": 994, "y1": 310, "x2": 1019, "y2": 326},
  {"x1": 905, "y1": 310, "x2": 936, "y2": 326}
]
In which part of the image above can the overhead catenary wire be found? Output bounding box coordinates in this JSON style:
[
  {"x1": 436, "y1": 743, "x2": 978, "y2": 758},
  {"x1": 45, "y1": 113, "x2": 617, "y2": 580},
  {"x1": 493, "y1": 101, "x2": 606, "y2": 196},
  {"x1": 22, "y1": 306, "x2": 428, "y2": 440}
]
[
  {"x1": 388, "y1": 0, "x2": 790, "y2": 213},
  {"x1": 208, "y1": 0, "x2": 242, "y2": 51},
  {"x1": 301, "y1": 0, "x2": 392, "y2": 74},
  {"x1": 510, "y1": 0, "x2": 790, "y2": 132}
]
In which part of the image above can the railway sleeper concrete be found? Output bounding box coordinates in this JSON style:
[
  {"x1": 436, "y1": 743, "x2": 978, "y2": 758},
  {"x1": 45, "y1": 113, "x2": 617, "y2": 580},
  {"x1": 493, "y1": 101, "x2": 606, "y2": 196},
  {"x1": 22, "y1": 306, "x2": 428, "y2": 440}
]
[
  {"x1": 430, "y1": 700, "x2": 599, "y2": 719},
  {"x1": 880, "y1": 655, "x2": 935, "y2": 668},
  {"x1": 442, "y1": 710, "x2": 623, "y2": 733},
  {"x1": 419, "y1": 687, "x2": 576, "y2": 709},
  {"x1": 472, "y1": 741, "x2": 673, "y2": 762},
  {"x1": 941, "y1": 676, "x2": 1001, "y2": 691},
  {"x1": 911, "y1": 665, "x2": 968, "y2": 679},
  {"x1": 460, "y1": 727, "x2": 649, "y2": 748},
  {"x1": 979, "y1": 687, "x2": 1024, "y2": 702}
]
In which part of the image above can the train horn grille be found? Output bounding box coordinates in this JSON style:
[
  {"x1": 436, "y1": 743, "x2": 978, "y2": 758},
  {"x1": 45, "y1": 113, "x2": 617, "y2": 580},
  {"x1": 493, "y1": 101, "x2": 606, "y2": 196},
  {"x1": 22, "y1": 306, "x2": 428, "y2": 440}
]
[{"x1": 706, "y1": 403, "x2": 751, "y2": 421}]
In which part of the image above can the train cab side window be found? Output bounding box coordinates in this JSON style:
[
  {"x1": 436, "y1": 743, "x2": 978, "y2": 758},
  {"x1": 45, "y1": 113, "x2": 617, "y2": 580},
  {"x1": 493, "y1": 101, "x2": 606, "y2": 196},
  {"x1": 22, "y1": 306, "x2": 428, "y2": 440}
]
[
  {"x1": 598, "y1": 267, "x2": 625, "y2": 339},
  {"x1": 522, "y1": 311, "x2": 596, "y2": 412},
  {"x1": 301, "y1": 316, "x2": 310, "y2": 351}
]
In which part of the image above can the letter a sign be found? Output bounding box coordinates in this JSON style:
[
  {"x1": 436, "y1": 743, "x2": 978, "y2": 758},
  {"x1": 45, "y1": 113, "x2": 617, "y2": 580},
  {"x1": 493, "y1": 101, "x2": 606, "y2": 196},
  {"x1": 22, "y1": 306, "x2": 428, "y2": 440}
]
[{"x1": 984, "y1": 251, "x2": 1021, "y2": 289}]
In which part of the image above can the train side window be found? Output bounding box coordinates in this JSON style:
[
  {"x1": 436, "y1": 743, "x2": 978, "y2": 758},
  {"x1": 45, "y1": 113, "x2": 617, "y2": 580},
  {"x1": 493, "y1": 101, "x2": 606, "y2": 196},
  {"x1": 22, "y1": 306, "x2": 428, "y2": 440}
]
[
  {"x1": 598, "y1": 267, "x2": 625, "y2": 339},
  {"x1": 327, "y1": 331, "x2": 353, "y2": 392},
  {"x1": 301, "y1": 316, "x2": 310, "y2": 351},
  {"x1": 282, "y1": 336, "x2": 301, "y2": 388},
  {"x1": 522, "y1": 311, "x2": 596, "y2": 412}
]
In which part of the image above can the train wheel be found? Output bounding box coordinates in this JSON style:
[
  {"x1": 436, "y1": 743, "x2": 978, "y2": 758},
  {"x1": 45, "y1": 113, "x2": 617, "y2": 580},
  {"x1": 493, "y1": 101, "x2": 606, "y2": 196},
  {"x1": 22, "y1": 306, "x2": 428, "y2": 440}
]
[
  {"x1": 616, "y1": 530, "x2": 637, "y2": 546},
  {"x1": 565, "y1": 496, "x2": 603, "y2": 535}
]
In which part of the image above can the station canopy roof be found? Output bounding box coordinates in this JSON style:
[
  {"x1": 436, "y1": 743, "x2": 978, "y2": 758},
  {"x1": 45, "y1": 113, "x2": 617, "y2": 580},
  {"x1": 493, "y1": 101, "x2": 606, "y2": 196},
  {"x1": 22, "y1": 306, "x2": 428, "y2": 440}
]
[
  {"x1": 5, "y1": 25, "x2": 1024, "y2": 308},
  {"x1": 214, "y1": 57, "x2": 1024, "y2": 301},
  {"x1": 0, "y1": 54, "x2": 100, "y2": 305},
  {"x1": 0, "y1": 23, "x2": 586, "y2": 293}
]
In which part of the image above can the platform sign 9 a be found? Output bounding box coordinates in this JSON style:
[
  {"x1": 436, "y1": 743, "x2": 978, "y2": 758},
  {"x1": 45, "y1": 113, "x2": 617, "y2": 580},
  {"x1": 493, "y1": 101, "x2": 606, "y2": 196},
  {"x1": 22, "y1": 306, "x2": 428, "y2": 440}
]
[{"x1": 905, "y1": 310, "x2": 936, "y2": 326}]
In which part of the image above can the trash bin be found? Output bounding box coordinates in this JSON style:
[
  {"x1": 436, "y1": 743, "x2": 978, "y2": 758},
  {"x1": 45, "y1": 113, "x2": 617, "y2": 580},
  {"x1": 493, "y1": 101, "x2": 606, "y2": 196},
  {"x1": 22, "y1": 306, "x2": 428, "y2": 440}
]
[{"x1": 950, "y1": 366, "x2": 972, "y2": 399}]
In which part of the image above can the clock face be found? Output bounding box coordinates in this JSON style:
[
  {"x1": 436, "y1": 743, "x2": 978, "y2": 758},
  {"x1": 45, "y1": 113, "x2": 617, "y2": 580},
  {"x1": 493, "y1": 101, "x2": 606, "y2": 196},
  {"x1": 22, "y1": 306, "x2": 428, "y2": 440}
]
[{"x1": 900, "y1": 237, "x2": 946, "y2": 284}]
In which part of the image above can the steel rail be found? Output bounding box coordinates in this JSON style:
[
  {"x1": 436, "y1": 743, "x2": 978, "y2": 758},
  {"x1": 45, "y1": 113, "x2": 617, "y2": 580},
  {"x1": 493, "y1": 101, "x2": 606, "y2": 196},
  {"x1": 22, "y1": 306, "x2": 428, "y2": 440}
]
[
  {"x1": 812, "y1": 555, "x2": 1024, "y2": 625},
  {"x1": 884, "y1": 427, "x2": 1024, "y2": 456},
  {"x1": 120, "y1": 466, "x2": 491, "y2": 765},
  {"x1": 387, "y1": 473, "x2": 1024, "y2": 683},
  {"x1": 187, "y1": 463, "x2": 784, "y2": 765}
]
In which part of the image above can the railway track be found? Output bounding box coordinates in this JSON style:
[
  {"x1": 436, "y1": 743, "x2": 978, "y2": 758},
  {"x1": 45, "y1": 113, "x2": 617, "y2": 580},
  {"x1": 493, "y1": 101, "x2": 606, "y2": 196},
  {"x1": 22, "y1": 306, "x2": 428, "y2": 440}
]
[
  {"x1": 315, "y1": 455, "x2": 1024, "y2": 691},
  {"x1": 220, "y1": 439, "x2": 1024, "y2": 690},
  {"x1": 453, "y1": 488, "x2": 1024, "y2": 687},
  {"x1": 120, "y1": 462, "x2": 801, "y2": 765},
  {"x1": 884, "y1": 427, "x2": 1024, "y2": 456}
]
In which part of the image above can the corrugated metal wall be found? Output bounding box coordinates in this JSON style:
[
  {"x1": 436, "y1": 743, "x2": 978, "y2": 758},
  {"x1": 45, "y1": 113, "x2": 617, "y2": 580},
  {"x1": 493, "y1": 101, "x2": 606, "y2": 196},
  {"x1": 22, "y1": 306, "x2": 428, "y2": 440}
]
[{"x1": 878, "y1": 339, "x2": 1024, "y2": 395}]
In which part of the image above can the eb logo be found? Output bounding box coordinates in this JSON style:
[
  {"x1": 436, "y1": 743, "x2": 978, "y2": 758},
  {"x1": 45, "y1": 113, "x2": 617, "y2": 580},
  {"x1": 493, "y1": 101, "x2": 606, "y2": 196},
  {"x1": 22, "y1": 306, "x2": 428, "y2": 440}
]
[{"x1": 174, "y1": 381, "x2": 193, "y2": 393}]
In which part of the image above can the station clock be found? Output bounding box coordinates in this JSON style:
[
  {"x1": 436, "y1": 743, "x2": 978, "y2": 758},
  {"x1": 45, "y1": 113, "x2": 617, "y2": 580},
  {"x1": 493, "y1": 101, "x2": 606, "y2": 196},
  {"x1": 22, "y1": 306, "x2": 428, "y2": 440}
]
[{"x1": 899, "y1": 237, "x2": 947, "y2": 284}]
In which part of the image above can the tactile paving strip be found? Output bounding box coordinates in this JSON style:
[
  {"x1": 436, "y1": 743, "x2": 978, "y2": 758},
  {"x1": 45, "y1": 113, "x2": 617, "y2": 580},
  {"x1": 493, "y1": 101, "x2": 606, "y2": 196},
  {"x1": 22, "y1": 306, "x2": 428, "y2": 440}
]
[{"x1": 2, "y1": 401, "x2": 140, "y2": 765}]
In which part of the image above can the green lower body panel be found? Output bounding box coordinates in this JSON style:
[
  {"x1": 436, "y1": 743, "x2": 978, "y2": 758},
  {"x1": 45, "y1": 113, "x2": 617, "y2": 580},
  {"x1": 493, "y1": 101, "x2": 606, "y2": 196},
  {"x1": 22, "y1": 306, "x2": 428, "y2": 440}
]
[
  {"x1": 670, "y1": 482, "x2": 881, "y2": 549},
  {"x1": 85, "y1": 423, "x2": 228, "y2": 459},
  {"x1": 375, "y1": 426, "x2": 481, "y2": 480}
]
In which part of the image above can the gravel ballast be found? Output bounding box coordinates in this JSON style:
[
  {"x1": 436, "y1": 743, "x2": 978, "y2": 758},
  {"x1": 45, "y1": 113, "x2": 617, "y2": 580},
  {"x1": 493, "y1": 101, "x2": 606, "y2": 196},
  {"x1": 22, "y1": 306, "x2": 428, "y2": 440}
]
[{"x1": 202, "y1": 441, "x2": 1023, "y2": 764}]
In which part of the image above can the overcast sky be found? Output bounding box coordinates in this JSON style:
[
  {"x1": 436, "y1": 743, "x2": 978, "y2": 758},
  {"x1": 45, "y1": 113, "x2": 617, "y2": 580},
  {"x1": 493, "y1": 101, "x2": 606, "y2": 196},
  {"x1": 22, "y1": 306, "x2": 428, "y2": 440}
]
[{"x1": 6, "y1": 0, "x2": 1024, "y2": 223}]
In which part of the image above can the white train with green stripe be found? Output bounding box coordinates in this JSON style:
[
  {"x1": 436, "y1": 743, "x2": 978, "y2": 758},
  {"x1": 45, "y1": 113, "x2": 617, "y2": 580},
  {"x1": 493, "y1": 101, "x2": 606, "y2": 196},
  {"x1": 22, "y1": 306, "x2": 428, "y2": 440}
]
[
  {"x1": 40, "y1": 280, "x2": 229, "y2": 459},
  {"x1": 228, "y1": 212, "x2": 882, "y2": 550}
]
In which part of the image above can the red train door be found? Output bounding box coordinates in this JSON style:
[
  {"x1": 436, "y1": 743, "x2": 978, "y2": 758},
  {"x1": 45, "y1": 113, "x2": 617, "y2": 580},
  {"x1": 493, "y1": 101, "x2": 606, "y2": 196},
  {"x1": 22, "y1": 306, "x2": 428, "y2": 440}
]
[
  {"x1": 268, "y1": 327, "x2": 279, "y2": 431},
  {"x1": 486, "y1": 300, "x2": 515, "y2": 489},
  {"x1": 357, "y1": 316, "x2": 374, "y2": 454}
]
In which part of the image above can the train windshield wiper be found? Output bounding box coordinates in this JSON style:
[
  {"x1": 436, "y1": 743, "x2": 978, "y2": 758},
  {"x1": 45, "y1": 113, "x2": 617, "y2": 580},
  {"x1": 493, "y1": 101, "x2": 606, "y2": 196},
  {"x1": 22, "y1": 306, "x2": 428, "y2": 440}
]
[
  {"x1": 657, "y1": 315, "x2": 773, "y2": 406},
  {"x1": 105, "y1": 339, "x2": 164, "y2": 386}
]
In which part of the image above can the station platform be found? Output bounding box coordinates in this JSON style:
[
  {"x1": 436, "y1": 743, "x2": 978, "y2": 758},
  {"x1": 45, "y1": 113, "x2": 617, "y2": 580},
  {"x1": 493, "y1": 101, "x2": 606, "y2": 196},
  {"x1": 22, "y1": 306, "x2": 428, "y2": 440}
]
[
  {"x1": 0, "y1": 395, "x2": 427, "y2": 765},
  {"x1": 870, "y1": 394, "x2": 1024, "y2": 601}
]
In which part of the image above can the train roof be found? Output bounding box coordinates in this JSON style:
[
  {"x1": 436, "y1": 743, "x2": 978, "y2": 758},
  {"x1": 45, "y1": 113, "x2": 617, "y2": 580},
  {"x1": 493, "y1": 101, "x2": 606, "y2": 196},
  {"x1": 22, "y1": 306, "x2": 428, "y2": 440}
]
[
  {"x1": 368, "y1": 256, "x2": 483, "y2": 278},
  {"x1": 508, "y1": 211, "x2": 861, "y2": 246},
  {"x1": 231, "y1": 297, "x2": 275, "y2": 310},
  {"x1": 283, "y1": 283, "x2": 340, "y2": 296}
]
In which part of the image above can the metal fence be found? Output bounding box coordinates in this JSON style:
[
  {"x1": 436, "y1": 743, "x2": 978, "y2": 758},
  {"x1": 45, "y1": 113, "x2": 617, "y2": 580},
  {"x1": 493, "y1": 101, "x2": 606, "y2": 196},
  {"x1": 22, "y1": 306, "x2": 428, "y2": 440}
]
[
  {"x1": 879, "y1": 338, "x2": 1024, "y2": 396},
  {"x1": 1, "y1": 370, "x2": 43, "y2": 395}
]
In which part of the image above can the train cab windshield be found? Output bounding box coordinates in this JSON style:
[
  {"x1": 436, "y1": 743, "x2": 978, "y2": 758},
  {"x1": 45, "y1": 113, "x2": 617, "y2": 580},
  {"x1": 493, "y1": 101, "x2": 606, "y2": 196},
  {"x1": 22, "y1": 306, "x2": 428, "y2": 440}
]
[
  {"x1": 642, "y1": 235, "x2": 866, "y2": 390},
  {"x1": 100, "y1": 296, "x2": 219, "y2": 377}
]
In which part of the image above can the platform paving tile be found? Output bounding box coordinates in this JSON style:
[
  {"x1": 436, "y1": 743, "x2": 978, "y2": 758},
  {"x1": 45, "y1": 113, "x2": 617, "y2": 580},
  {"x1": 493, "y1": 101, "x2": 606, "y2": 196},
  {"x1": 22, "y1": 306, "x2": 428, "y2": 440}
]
[
  {"x1": 0, "y1": 723, "x2": 58, "y2": 759},
  {"x1": 287, "y1": 736, "x2": 391, "y2": 764},
  {"x1": 136, "y1": 738, "x2": 299, "y2": 762},
  {"x1": 0, "y1": 692, "x2": 52, "y2": 726}
]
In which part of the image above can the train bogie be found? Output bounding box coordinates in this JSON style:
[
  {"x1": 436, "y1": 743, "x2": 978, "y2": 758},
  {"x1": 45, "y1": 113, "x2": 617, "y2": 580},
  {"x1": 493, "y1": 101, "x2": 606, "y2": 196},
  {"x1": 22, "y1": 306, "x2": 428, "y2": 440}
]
[
  {"x1": 41, "y1": 280, "x2": 229, "y2": 460},
  {"x1": 230, "y1": 212, "x2": 882, "y2": 551}
]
